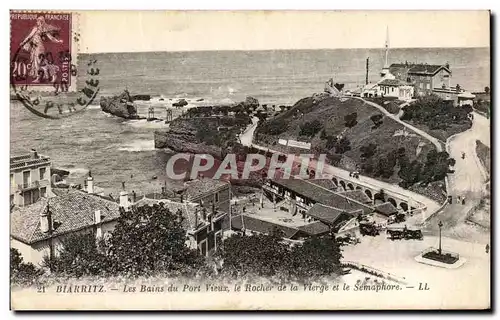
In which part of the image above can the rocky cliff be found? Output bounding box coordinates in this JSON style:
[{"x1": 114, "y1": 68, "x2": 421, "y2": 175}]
[
  {"x1": 100, "y1": 90, "x2": 140, "y2": 119},
  {"x1": 154, "y1": 117, "x2": 227, "y2": 157}
]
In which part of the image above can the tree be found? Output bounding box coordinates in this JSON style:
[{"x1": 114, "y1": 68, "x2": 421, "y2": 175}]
[
  {"x1": 44, "y1": 232, "x2": 110, "y2": 277},
  {"x1": 326, "y1": 136, "x2": 338, "y2": 150},
  {"x1": 11, "y1": 248, "x2": 42, "y2": 285},
  {"x1": 108, "y1": 205, "x2": 204, "y2": 276},
  {"x1": 288, "y1": 235, "x2": 343, "y2": 280},
  {"x1": 335, "y1": 137, "x2": 351, "y2": 154},
  {"x1": 218, "y1": 229, "x2": 291, "y2": 278},
  {"x1": 218, "y1": 230, "x2": 343, "y2": 281},
  {"x1": 370, "y1": 114, "x2": 384, "y2": 128},
  {"x1": 344, "y1": 112, "x2": 358, "y2": 128},
  {"x1": 320, "y1": 129, "x2": 327, "y2": 140},
  {"x1": 398, "y1": 160, "x2": 423, "y2": 188},
  {"x1": 360, "y1": 143, "x2": 377, "y2": 159}
]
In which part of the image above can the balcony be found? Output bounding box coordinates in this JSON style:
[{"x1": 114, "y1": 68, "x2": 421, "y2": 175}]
[{"x1": 17, "y1": 179, "x2": 49, "y2": 191}]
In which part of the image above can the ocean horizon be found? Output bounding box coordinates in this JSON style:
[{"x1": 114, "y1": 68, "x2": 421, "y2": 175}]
[{"x1": 11, "y1": 47, "x2": 490, "y2": 195}]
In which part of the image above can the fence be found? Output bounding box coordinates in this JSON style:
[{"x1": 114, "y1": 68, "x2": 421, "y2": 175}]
[{"x1": 341, "y1": 260, "x2": 408, "y2": 285}]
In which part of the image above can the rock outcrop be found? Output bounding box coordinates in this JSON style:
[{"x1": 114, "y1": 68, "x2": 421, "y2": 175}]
[
  {"x1": 154, "y1": 117, "x2": 224, "y2": 157},
  {"x1": 100, "y1": 90, "x2": 140, "y2": 119}
]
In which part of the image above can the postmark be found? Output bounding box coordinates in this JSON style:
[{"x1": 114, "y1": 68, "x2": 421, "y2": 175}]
[{"x1": 10, "y1": 11, "x2": 100, "y2": 119}]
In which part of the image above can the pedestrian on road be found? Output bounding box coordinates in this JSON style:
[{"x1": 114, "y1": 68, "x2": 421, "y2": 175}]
[
  {"x1": 486, "y1": 244, "x2": 490, "y2": 254},
  {"x1": 457, "y1": 196, "x2": 461, "y2": 204},
  {"x1": 462, "y1": 197, "x2": 466, "y2": 205}
]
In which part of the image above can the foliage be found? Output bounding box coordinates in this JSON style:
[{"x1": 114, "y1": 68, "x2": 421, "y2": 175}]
[
  {"x1": 11, "y1": 248, "x2": 42, "y2": 285},
  {"x1": 401, "y1": 94, "x2": 472, "y2": 131},
  {"x1": 107, "y1": 205, "x2": 204, "y2": 276},
  {"x1": 288, "y1": 236, "x2": 343, "y2": 280},
  {"x1": 258, "y1": 118, "x2": 288, "y2": 135},
  {"x1": 373, "y1": 152, "x2": 397, "y2": 179},
  {"x1": 326, "y1": 136, "x2": 351, "y2": 154},
  {"x1": 46, "y1": 205, "x2": 204, "y2": 278},
  {"x1": 397, "y1": 149, "x2": 454, "y2": 188},
  {"x1": 398, "y1": 160, "x2": 423, "y2": 188},
  {"x1": 360, "y1": 143, "x2": 377, "y2": 159},
  {"x1": 344, "y1": 112, "x2": 358, "y2": 128},
  {"x1": 299, "y1": 119, "x2": 322, "y2": 137},
  {"x1": 218, "y1": 230, "x2": 342, "y2": 281},
  {"x1": 370, "y1": 114, "x2": 384, "y2": 128},
  {"x1": 43, "y1": 232, "x2": 110, "y2": 277}
]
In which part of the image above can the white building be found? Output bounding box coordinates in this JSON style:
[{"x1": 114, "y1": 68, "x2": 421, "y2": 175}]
[{"x1": 378, "y1": 79, "x2": 415, "y2": 101}]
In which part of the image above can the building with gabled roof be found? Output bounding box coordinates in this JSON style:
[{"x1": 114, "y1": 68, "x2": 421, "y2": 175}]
[{"x1": 10, "y1": 189, "x2": 121, "y2": 266}]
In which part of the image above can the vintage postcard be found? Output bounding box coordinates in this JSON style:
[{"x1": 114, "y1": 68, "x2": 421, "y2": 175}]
[{"x1": 10, "y1": 10, "x2": 491, "y2": 310}]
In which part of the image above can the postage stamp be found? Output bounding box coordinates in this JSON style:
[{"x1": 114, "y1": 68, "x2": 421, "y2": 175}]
[{"x1": 10, "y1": 11, "x2": 78, "y2": 92}]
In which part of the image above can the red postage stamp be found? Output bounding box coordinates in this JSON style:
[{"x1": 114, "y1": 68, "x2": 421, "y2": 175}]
[{"x1": 10, "y1": 11, "x2": 78, "y2": 92}]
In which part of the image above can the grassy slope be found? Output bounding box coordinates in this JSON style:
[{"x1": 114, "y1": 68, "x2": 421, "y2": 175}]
[{"x1": 256, "y1": 96, "x2": 436, "y2": 185}]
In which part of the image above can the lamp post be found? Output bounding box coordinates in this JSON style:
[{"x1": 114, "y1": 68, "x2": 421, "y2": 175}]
[{"x1": 438, "y1": 221, "x2": 443, "y2": 255}]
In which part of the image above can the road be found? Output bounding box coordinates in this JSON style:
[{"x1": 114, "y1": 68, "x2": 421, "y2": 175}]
[
  {"x1": 424, "y1": 111, "x2": 490, "y2": 238},
  {"x1": 240, "y1": 116, "x2": 440, "y2": 220},
  {"x1": 239, "y1": 116, "x2": 259, "y2": 147}
]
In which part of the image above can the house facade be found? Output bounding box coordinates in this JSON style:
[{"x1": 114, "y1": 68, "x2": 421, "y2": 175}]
[
  {"x1": 378, "y1": 79, "x2": 414, "y2": 101},
  {"x1": 389, "y1": 63, "x2": 452, "y2": 96},
  {"x1": 10, "y1": 149, "x2": 52, "y2": 207}
]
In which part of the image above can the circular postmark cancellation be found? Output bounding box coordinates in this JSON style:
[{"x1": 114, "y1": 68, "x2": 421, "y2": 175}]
[{"x1": 10, "y1": 11, "x2": 100, "y2": 119}]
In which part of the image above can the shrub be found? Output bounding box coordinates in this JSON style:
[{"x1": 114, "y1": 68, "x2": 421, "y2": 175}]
[
  {"x1": 344, "y1": 112, "x2": 358, "y2": 128},
  {"x1": 299, "y1": 119, "x2": 322, "y2": 137}
]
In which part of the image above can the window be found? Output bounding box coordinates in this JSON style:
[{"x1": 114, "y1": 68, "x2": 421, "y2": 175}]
[
  {"x1": 39, "y1": 168, "x2": 47, "y2": 180},
  {"x1": 22, "y1": 171, "x2": 31, "y2": 187},
  {"x1": 198, "y1": 240, "x2": 208, "y2": 256},
  {"x1": 23, "y1": 190, "x2": 32, "y2": 206},
  {"x1": 40, "y1": 187, "x2": 47, "y2": 198},
  {"x1": 215, "y1": 231, "x2": 222, "y2": 251},
  {"x1": 419, "y1": 83, "x2": 424, "y2": 89},
  {"x1": 426, "y1": 83, "x2": 431, "y2": 90}
]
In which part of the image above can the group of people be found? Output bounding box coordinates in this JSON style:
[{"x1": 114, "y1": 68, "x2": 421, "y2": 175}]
[{"x1": 349, "y1": 171, "x2": 360, "y2": 179}]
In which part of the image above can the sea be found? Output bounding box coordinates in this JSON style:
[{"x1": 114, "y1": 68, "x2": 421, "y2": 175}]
[{"x1": 10, "y1": 47, "x2": 490, "y2": 196}]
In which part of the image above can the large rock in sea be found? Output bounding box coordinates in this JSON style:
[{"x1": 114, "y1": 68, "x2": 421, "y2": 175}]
[{"x1": 100, "y1": 90, "x2": 140, "y2": 119}]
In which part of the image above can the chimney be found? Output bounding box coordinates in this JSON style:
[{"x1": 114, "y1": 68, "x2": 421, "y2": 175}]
[
  {"x1": 40, "y1": 202, "x2": 51, "y2": 233},
  {"x1": 40, "y1": 211, "x2": 50, "y2": 233},
  {"x1": 119, "y1": 182, "x2": 129, "y2": 210},
  {"x1": 87, "y1": 170, "x2": 94, "y2": 194},
  {"x1": 202, "y1": 207, "x2": 207, "y2": 221},
  {"x1": 94, "y1": 210, "x2": 102, "y2": 238},
  {"x1": 30, "y1": 148, "x2": 38, "y2": 159}
]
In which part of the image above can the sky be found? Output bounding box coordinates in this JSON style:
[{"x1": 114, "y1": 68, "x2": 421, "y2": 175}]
[{"x1": 79, "y1": 11, "x2": 490, "y2": 53}]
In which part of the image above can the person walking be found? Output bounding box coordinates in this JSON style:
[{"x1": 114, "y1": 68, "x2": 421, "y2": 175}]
[{"x1": 485, "y1": 244, "x2": 490, "y2": 254}]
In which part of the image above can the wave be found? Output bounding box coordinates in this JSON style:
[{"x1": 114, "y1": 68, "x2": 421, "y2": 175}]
[
  {"x1": 118, "y1": 139, "x2": 156, "y2": 152},
  {"x1": 68, "y1": 167, "x2": 90, "y2": 178},
  {"x1": 125, "y1": 119, "x2": 170, "y2": 129}
]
